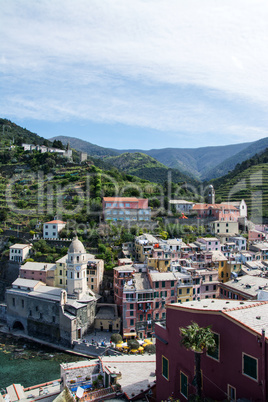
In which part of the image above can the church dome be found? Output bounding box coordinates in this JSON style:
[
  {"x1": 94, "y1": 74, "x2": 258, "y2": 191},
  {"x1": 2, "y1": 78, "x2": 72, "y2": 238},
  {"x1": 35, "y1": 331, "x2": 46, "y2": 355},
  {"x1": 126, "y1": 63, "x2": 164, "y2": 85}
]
[{"x1": 68, "y1": 236, "x2": 86, "y2": 254}]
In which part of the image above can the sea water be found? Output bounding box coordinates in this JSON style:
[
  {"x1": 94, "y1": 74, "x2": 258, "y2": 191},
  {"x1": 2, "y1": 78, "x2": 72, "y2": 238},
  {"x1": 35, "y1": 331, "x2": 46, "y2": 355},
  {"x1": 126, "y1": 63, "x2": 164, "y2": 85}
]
[{"x1": 0, "y1": 334, "x2": 88, "y2": 390}]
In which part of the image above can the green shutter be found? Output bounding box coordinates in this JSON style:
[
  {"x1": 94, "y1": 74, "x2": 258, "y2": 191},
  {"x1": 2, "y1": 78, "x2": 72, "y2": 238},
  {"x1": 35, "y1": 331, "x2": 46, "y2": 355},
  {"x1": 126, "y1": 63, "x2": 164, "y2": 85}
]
[
  {"x1": 180, "y1": 372, "x2": 188, "y2": 398},
  {"x1": 207, "y1": 333, "x2": 219, "y2": 360},
  {"x1": 243, "y1": 354, "x2": 257, "y2": 379},
  {"x1": 162, "y1": 356, "x2": 169, "y2": 380}
]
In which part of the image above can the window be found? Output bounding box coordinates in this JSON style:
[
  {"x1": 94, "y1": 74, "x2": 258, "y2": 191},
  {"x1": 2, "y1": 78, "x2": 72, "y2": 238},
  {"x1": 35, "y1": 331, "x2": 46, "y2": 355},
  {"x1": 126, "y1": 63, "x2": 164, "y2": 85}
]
[
  {"x1": 206, "y1": 286, "x2": 209, "y2": 291},
  {"x1": 162, "y1": 356, "x2": 169, "y2": 380},
  {"x1": 140, "y1": 315, "x2": 143, "y2": 321},
  {"x1": 155, "y1": 302, "x2": 159, "y2": 308},
  {"x1": 162, "y1": 281, "x2": 165, "y2": 287},
  {"x1": 130, "y1": 311, "x2": 134, "y2": 316},
  {"x1": 155, "y1": 282, "x2": 159, "y2": 288},
  {"x1": 154, "y1": 291, "x2": 159, "y2": 298},
  {"x1": 162, "y1": 312, "x2": 166, "y2": 319},
  {"x1": 60, "y1": 270, "x2": 62, "y2": 275},
  {"x1": 207, "y1": 333, "x2": 219, "y2": 361},
  {"x1": 130, "y1": 319, "x2": 134, "y2": 325},
  {"x1": 180, "y1": 372, "x2": 188, "y2": 399},
  {"x1": 155, "y1": 313, "x2": 159, "y2": 319},
  {"x1": 179, "y1": 289, "x2": 182, "y2": 295},
  {"x1": 60, "y1": 279, "x2": 62, "y2": 284},
  {"x1": 53, "y1": 232, "x2": 56, "y2": 236},
  {"x1": 52, "y1": 316, "x2": 56, "y2": 323},
  {"x1": 228, "y1": 385, "x2": 236, "y2": 401},
  {"x1": 36, "y1": 306, "x2": 39, "y2": 312},
  {"x1": 130, "y1": 304, "x2": 134, "y2": 310},
  {"x1": 40, "y1": 313, "x2": 43, "y2": 319},
  {"x1": 12, "y1": 298, "x2": 15, "y2": 307},
  {"x1": 171, "y1": 289, "x2": 174, "y2": 296},
  {"x1": 243, "y1": 353, "x2": 258, "y2": 380},
  {"x1": 171, "y1": 280, "x2": 174, "y2": 287},
  {"x1": 91, "y1": 278, "x2": 94, "y2": 282},
  {"x1": 187, "y1": 288, "x2": 190, "y2": 294}
]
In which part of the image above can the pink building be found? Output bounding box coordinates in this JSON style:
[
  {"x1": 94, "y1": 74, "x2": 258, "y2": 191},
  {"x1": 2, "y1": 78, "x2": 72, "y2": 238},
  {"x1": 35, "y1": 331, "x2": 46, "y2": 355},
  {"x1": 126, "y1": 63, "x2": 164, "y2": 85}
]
[
  {"x1": 19, "y1": 261, "x2": 56, "y2": 286},
  {"x1": 155, "y1": 299, "x2": 268, "y2": 401},
  {"x1": 113, "y1": 265, "x2": 136, "y2": 315},
  {"x1": 249, "y1": 229, "x2": 266, "y2": 242},
  {"x1": 192, "y1": 203, "x2": 240, "y2": 221},
  {"x1": 103, "y1": 197, "x2": 151, "y2": 222}
]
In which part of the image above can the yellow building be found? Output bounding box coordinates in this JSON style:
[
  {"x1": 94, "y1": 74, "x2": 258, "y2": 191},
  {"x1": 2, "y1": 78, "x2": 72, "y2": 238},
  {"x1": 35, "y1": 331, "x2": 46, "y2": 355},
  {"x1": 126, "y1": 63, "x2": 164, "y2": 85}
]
[
  {"x1": 147, "y1": 257, "x2": 171, "y2": 272},
  {"x1": 135, "y1": 234, "x2": 159, "y2": 262},
  {"x1": 175, "y1": 273, "x2": 193, "y2": 303},
  {"x1": 218, "y1": 260, "x2": 242, "y2": 283},
  {"x1": 54, "y1": 252, "x2": 104, "y2": 294}
]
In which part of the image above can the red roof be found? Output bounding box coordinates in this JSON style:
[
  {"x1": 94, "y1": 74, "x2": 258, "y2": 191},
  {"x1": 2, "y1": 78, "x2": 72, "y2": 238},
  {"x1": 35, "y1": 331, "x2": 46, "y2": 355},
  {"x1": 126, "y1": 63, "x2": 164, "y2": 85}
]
[
  {"x1": 103, "y1": 197, "x2": 139, "y2": 202},
  {"x1": 45, "y1": 220, "x2": 66, "y2": 224},
  {"x1": 192, "y1": 203, "x2": 238, "y2": 211}
]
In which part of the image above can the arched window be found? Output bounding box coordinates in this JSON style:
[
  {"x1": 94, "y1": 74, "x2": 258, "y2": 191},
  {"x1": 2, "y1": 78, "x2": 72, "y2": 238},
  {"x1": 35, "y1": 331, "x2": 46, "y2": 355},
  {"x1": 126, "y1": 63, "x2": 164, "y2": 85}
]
[{"x1": 77, "y1": 256, "x2": 79, "y2": 262}]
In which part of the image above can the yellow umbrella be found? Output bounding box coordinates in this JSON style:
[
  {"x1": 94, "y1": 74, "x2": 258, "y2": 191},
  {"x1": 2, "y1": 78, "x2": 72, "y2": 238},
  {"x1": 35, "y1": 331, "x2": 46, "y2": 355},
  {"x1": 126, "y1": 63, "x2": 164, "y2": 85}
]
[
  {"x1": 116, "y1": 343, "x2": 123, "y2": 348},
  {"x1": 143, "y1": 341, "x2": 153, "y2": 345},
  {"x1": 143, "y1": 339, "x2": 151, "y2": 343},
  {"x1": 138, "y1": 346, "x2": 144, "y2": 351},
  {"x1": 123, "y1": 345, "x2": 129, "y2": 349},
  {"x1": 131, "y1": 349, "x2": 138, "y2": 353}
]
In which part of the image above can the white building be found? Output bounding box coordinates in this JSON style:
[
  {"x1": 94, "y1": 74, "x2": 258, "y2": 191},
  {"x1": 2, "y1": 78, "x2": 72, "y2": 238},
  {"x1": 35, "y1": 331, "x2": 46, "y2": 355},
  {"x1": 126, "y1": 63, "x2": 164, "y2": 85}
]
[
  {"x1": 229, "y1": 236, "x2": 247, "y2": 251},
  {"x1": 43, "y1": 220, "x2": 66, "y2": 239},
  {"x1": 9, "y1": 244, "x2": 32, "y2": 262},
  {"x1": 169, "y1": 200, "x2": 194, "y2": 214}
]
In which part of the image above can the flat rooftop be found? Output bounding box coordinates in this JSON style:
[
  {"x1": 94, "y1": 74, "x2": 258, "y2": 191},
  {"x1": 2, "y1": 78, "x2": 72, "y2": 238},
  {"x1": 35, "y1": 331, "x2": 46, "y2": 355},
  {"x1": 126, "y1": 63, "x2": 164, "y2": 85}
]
[
  {"x1": 167, "y1": 299, "x2": 268, "y2": 337},
  {"x1": 101, "y1": 355, "x2": 156, "y2": 399}
]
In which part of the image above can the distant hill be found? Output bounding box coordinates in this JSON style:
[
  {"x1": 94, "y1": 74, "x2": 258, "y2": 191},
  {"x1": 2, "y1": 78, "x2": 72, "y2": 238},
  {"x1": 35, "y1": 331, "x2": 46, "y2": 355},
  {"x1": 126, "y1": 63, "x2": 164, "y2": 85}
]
[
  {"x1": 212, "y1": 147, "x2": 268, "y2": 220},
  {"x1": 0, "y1": 118, "x2": 50, "y2": 146},
  {"x1": 49, "y1": 135, "x2": 119, "y2": 157},
  {"x1": 122, "y1": 143, "x2": 253, "y2": 180},
  {"x1": 50, "y1": 135, "x2": 253, "y2": 180},
  {"x1": 104, "y1": 152, "x2": 197, "y2": 185},
  {"x1": 204, "y1": 137, "x2": 268, "y2": 180}
]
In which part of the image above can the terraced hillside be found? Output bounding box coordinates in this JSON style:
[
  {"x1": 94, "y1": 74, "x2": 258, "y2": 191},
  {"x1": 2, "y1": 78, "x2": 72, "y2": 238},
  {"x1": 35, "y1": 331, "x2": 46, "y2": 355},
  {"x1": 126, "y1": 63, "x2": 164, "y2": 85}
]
[
  {"x1": 104, "y1": 152, "x2": 197, "y2": 185},
  {"x1": 213, "y1": 163, "x2": 268, "y2": 222}
]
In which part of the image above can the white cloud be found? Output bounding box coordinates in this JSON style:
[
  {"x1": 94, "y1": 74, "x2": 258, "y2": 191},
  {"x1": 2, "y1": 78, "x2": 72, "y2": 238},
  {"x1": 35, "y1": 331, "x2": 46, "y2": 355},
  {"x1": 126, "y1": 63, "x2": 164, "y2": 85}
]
[{"x1": 1, "y1": 0, "x2": 268, "y2": 146}]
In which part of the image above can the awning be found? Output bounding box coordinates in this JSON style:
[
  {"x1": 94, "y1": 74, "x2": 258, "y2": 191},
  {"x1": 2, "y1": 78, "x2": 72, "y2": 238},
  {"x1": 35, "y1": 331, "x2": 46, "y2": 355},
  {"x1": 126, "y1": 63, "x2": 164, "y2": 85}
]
[
  {"x1": 76, "y1": 387, "x2": 84, "y2": 399},
  {"x1": 123, "y1": 332, "x2": 137, "y2": 337}
]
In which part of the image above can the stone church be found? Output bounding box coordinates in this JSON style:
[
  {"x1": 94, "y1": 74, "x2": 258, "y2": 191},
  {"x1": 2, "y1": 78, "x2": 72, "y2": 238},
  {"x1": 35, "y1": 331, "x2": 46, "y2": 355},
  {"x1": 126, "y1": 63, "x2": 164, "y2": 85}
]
[{"x1": 6, "y1": 237, "x2": 98, "y2": 346}]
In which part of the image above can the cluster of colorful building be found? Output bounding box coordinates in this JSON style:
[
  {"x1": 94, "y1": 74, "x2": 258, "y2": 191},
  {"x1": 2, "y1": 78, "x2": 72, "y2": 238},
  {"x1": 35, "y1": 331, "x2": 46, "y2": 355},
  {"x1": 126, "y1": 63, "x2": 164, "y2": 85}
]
[{"x1": 5, "y1": 189, "x2": 268, "y2": 400}]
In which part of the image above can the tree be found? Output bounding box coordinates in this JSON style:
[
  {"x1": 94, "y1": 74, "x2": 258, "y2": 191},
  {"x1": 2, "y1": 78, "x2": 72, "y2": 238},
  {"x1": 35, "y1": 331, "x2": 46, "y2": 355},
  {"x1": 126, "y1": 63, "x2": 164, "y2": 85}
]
[
  {"x1": 110, "y1": 333, "x2": 122, "y2": 344},
  {"x1": 180, "y1": 322, "x2": 216, "y2": 399},
  {"x1": 127, "y1": 339, "x2": 139, "y2": 350}
]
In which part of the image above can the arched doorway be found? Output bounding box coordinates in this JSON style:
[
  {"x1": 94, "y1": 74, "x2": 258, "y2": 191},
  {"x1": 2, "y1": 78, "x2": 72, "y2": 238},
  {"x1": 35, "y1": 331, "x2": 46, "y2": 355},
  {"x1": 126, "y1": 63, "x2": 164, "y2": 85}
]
[{"x1": 12, "y1": 321, "x2": 25, "y2": 331}]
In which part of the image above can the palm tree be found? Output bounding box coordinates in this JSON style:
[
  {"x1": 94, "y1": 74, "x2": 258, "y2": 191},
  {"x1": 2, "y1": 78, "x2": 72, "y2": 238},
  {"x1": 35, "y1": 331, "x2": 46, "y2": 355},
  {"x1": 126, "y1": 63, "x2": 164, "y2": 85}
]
[{"x1": 180, "y1": 322, "x2": 216, "y2": 399}]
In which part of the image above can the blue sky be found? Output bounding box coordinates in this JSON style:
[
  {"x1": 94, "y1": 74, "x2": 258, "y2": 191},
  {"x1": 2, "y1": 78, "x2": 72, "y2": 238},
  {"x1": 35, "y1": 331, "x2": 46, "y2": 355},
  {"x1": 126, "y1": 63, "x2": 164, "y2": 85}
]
[{"x1": 1, "y1": 0, "x2": 268, "y2": 150}]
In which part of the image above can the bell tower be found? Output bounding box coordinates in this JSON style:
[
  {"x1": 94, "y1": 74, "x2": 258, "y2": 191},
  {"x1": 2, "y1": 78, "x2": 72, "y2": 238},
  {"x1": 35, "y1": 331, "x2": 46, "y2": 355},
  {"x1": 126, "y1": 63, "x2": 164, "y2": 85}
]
[
  {"x1": 208, "y1": 184, "x2": 215, "y2": 204},
  {"x1": 66, "y1": 236, "x2": 87, "y2": 299}
]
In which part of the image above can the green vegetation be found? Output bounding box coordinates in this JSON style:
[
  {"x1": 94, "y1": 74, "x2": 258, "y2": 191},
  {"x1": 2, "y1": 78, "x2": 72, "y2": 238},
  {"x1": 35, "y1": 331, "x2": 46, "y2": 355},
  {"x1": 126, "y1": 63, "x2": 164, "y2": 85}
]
[
  {"x1": 110, "y1": 333, "x2": 122, "y2": 344},
  {"x1": 180, "y1": 322, "x2": 216, "y2": 398},
  {"x1": 51, "y1": 134, "x2": 254, "y2": 180},
  {"x1": 104, "y1": 152, "x2": 197, "y2": 185},
  {"x1": 211, "y1": 147, "x2": 268, "y2": 220},
  {"x1": 205, "y1": 137, "x2": 268, "y2": 180}
]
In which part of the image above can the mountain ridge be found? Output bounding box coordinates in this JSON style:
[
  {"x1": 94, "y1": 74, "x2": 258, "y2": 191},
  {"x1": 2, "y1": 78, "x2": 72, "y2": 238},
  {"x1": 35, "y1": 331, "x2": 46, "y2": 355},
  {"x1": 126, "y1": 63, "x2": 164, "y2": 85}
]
[{"x1": 50, "y1": 135, "x2": 255, "y2": 180}]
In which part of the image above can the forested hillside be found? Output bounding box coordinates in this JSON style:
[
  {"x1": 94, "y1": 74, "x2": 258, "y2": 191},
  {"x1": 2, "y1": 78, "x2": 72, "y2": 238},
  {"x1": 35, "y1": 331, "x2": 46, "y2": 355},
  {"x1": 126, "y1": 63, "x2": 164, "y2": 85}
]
[{"x1": 212, "y1": 148, "x2": 268, "y2": 220}]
